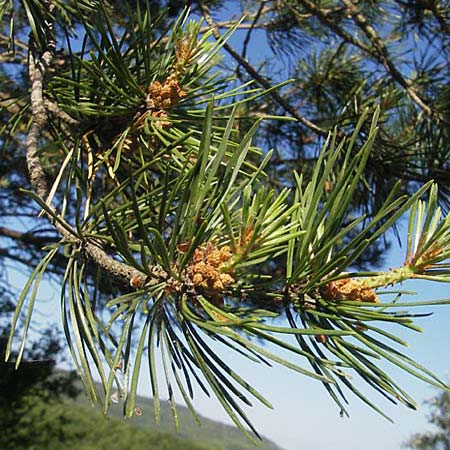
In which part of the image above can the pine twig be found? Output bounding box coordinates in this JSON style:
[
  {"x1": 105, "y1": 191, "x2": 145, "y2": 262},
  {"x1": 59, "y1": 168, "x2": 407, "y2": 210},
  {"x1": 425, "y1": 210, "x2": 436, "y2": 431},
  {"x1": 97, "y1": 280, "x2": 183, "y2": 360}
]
[{"x1": 44, "y1": 100, "x2": 80, "y2": 126}]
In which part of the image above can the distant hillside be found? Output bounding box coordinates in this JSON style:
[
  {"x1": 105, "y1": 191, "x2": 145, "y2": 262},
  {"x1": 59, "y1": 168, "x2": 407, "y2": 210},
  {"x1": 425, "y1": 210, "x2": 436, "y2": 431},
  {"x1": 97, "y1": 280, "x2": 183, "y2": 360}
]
[
  {"x1": 1, "y1": 361, "x2": 282, "y2": 450},
  {"x1": 75, "y1": 381, "x2": 283, "y2": 450},
  {"x1": 2, "y1": 396, "x2": 216, "y2": 450}
]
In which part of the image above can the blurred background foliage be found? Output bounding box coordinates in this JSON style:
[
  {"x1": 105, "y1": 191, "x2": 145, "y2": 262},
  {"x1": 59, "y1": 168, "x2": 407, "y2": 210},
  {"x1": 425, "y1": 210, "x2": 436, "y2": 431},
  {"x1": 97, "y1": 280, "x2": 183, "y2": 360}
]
[
  {"x1": 0, "y1": 327, "x2": 280, "y2": 450},
  {"x1": 403, "y1": 386, "x2": 450, "y2": 450}
]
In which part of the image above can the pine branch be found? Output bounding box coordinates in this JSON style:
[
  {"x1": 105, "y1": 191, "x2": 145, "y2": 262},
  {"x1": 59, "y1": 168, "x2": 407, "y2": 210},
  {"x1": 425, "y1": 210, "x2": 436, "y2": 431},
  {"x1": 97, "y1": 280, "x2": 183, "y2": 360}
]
[
  {"x1": 5, "y1": 2, "x2": 450, "y2": 437},
  {"x1": 27, "y1": 47, "x2": 54, "y2": 200},
  {"x1": 293, "y1": 0, "x2": 367, "y2": 51}
]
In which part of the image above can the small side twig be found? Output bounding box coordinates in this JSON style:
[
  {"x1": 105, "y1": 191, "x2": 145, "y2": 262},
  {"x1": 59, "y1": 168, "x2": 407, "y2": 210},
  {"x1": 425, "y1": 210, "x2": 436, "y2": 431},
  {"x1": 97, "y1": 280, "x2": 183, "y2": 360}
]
[
  {"x1": 44, "y1": 99, "x2": 80, "y2": 126},
  {"x1": 241, "y1": 3, "x2": 266, "y2": 63}
]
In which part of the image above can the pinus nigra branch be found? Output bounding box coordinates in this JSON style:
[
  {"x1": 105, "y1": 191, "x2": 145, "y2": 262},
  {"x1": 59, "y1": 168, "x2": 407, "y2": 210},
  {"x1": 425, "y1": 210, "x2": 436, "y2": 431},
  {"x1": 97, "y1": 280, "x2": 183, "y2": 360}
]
[{"x1": 4, "y1": 1, "x2": 450, "y2": 441}]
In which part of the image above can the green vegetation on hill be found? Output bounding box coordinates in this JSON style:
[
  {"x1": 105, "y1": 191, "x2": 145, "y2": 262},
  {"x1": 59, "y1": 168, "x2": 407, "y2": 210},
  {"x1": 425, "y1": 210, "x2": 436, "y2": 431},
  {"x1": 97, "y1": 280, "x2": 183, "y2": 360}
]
[
  {"x1": 0, "y1": 344, "x2": 213, "y2": 450},
  {"x1": 0, "y1": 357, "x2": 281, "y2": 450},
  {"x1": 0, "y1": 388, "x2": 282, "y2": 450},
  {"x1": 75, "y1": 381, "x2": 282, "y2": 450},
  {"x1": 0, "y1": 324, "x2": 281, "y2": 450},
  {"x1": 1, "y1": 394, "x2": 217, "y2": 450}
]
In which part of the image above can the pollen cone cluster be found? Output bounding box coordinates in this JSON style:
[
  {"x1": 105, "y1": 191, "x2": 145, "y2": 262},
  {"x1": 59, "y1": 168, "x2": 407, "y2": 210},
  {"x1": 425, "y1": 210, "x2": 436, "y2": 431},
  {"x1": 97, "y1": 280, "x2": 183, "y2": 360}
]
[
  {"x1": 321, "y1": 278, "x2": 379, "y2": 303},
  {"x1": 187, "y1": 243, "x2": 234, "y2": 295},
  {"x1": 145, "y1": 75, "x2": 187, "y2": 128},
  {"x1": 147, "y1": 74, "x2": 187, "y2": 112}
]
